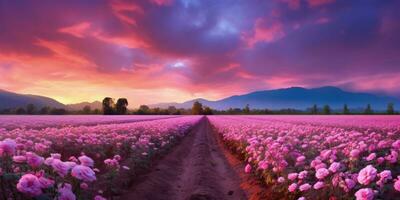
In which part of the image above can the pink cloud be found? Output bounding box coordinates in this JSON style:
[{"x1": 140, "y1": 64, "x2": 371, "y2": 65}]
[
  {"x1": 315, "y1": 17, "x2": 331, "y2": 24},
  {"x1": 110, "y1": 0, "x2": 144, "y2": 25},
  {"x1": 59, "y1": 22, "x2": 91, "y2": 38},
  {"x1": 149, "y1": 0, "x2": 173, "y2": 6},
  {"x1": 307, "y1": 0, "x2": 335, "y2": 7},
  {"x1": 243, "y1": 19, "x2": 285, "y2": 48},
  {"x1": 280, "y1": 0, "x2": 301, "y2": 10}
]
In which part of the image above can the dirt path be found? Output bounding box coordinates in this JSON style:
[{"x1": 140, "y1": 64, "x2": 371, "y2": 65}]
[{"x1": 120, "y1": 117, "x2": 250, "y2": 200}]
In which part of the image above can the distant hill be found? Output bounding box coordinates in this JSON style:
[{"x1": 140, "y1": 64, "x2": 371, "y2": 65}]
[
  {"x1": 150, "y1": 86, "x2": 400, "y2": 111},
  {"x1": 66, "y1": 101, "x2": 102, "y2": 111},
  {"x1": 0, "y1": 89, "x2": 65, "y2": 109}
]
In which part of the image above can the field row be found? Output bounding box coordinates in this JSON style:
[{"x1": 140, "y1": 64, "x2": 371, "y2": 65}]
[
  {"x1": 0, "y1": 116, "x2": 202, "y2": 199},
  {"x1": 209, "y1": 116, "x2": 400, "y2": 200}
]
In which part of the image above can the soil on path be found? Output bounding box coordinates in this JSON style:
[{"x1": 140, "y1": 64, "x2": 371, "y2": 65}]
[{"x1": 120, "y1": 117, "x2": 263, "y2": 200}]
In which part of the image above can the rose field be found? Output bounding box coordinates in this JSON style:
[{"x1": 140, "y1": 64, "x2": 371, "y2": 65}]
[{"x1": 1, "y1": 115, "x2": 400, "y2": 200}]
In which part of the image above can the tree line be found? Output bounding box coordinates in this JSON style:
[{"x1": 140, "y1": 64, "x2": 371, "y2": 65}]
[{"x1": 0, "y1": 99, "x2": 397, "y2": 115}]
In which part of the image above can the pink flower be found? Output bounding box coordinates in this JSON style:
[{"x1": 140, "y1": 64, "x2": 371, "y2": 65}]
[
  {"x1": 328, "y1": 162, "x2": 341, "y2": 173},
  {"x1": 16, "y1": 174, "x2": 42, "y2": 197},
  {"x1": 80, "y1": 182, "x2": 88, "y2": 190},
  {"x1": 288, "y1": 173, "x2": 298, "y2": 181},
  {"x1": 350, "y1": 149, "x2": 360, "y2": 159},
  {"x1": 393, "y1": 177, "x2": 400, "y2": 192},
  {"x1": 298, "y1": 197, "x2": 306, "y2": 200},
  {"x1": 313, "y1": 181, "x2": 325, "y2": 190},
  {"x1": 57, "y1": 183, "x2": 76, "y2": 200},
  {"x1": 13, "y1": 155, "x2": 27, "y2": 163},
  {"x1": 0, "y1": 138, "x2": 17, "y2": 156},
  {"x1": 244, "y1": 164, "x2": 252, "y2": 173},
  {"x1": 354, "y1": 188, "x2": 374, "y2": 200},
  {"x1": 316, "y1": 168, "x2": 330, "y2": 180},
  {"x1": 26, "y1": 152, "x2": 44, "y2": 168},
  {"x1": 288, "y1": 183, "x2": 297, "y2": 192},
  {"x1": 299, "y1": 183, "x2": 311, "y2": 191},
  {"x1": 277, "y1": 177, "x2": 285, "y2": 183},
  {"x1": 377, "y1": 170, "x2": 392, "y2": 187},
  {"x1": 345, "y1": 178, "x2": 356, "y2": 190},
  {"x1": 71, "y1": 165, "x2": 96, "y2": 182},
  {"x1": 94, "y1": 195, "x2": 107, "y2": 200},
  {"x1": 357, "y1": 165, "x2": 377, "y2": 185},
  {"x1": 78, "y1": 155, "x2": 94, "y2": 167},
  {"x1": 51, "y1": 159, "x2": 71, "y2": 177},
  {"x1": 298, "y1": 171, "x2": 308, "y2": 179},
  {"x1": 365, "y1": 153, "x2": 376, "y2": 161}
]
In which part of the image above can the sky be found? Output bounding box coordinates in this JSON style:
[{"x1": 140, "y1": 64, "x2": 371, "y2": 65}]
[{"x1": 0, "y1": 0, "x2": 399, "y2": 107}]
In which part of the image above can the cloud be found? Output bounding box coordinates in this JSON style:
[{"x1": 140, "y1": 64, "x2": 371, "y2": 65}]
[{"x1": 0, "y1": 0, "x2": 399, "y2": 105}]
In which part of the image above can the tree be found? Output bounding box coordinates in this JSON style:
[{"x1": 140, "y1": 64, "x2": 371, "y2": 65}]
[
  {"x1": 83, "y1": 105, "x2": 91, "y2": 114},
  {"x1": 364, "y1": 104, "x2": 373, "y2": 115},
  {"x1": 137, "y1": 105, "x2": 150, "y2": 115},
  {"x1": 203, "y1": 106, "x2": 213, "y2": 115},
  {"x1": 323, "y1": 105, "x2": 331, "y2": 115},
  {"x1": 40, "y1": 106, "x2": 50, "y2": 115},
  {"x1": 26, "y1": 104, "x2": 36, "y2": 114},
  {"x1": 343, "y1": 104, "x2": 350, "y2": 115},
  {"x1": 311, "y1": 104, "x2": 318, "y2": 114},
  {"x1": 102, "y1": 97, "x2": 115, "y2": 115},
  {"x1": 168, "y1": 106, "x2": 177, "y2": 115},
  {"x1": 116, "y1": 98, "x2": 129, "y2": 115},
  {"x1": 16, "y1": 107, "x2": 26, "y2": 115},
  {"x1": 243, "y1": 104, "x2": 250, "y2": 114},
  {"x1": 50, "y1": 108, "x2": 67, "y2": 115},
  {"x1": 191, "y1": 101, "x2": 203, "y2": 115},
  {"x1": 387, "y1": 103, "x2": 395, "y2": 115}
]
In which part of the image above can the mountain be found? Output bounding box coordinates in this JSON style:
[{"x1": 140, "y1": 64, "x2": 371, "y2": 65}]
[
  {"x1": 0, "y1": 89, "x2": 65, "y2": 110},
  {"x1": 66, "y1": 101, "x2": 102, "y2": 111},
  {"x1": 150, "y1": 86, "x2": 400, "y2": 111}
]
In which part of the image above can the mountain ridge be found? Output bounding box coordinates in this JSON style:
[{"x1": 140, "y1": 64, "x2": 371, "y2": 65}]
[{"x1": 150, "y1": 86, "x2": 400, "y2": 110}]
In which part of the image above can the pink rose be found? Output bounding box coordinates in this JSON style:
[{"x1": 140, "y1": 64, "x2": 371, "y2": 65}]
[
  {"x1": 377, "y1": 170, "x2": 392, "y2": 187},
  {"x1": 26, "y1": 152, "x2": 44, "y2": 168},
  {"x1": 78, "y1": 155, "x2": 94, "y2": 167},
  {"x1": 299, "y1": 183, "x2": 311, "y2": 191},
  {"x1": 316, "y1": 168, "x2": 330, "y2": 180},
  {"x1": 277, "y1": 177, "x2": 285, "y2": 183},
  {"x1": 16, "y1": 174, "x2": 42, "y2": 197},
  {"x1": 354, "y1": 188, "x2": 374, "y2": 200},
  {"x1": 94, "y1": 195, "x2": 107, "y2": 200},
  {"x1": 365, "y1": 153, "x2": 376, "y2": 161},
  {"x1": 313, "y1": 181, "x2": 325, "y2": 190},
  {"x1": 288, "y1": 183, "x2": 297, "y2": 192},
  {"x1": 288, "y1": 173, "x2": 298, "y2": 181},
  {"x1": 51, "y1": 159, "x2": 71, "y2": 177},
  {"x1": 357, "y1": 165, "x2": 377, "y2": 185},
  {"x1": 328, "y1": 162, "x2": 341, "y2": 173},
  {"x1": 244, "y1": 164, "x2": 252, "y2": 173},
  {"x1": 57, "y1": 183, "x2": 76, "y2": 200},
  {"x1": 345, "y1": 178, "x2": 356, "y2": 190},
  {"x1": 13, "y1": 155, "x2": 27, "y2": 163},
  {"x1": 393, "y1": 177, "x2": 400, "y2": 192},
  {"x1": 71, "y1": 165, "x2": 96, "y2": 182},
  {"x1": 0, "y1": 138, "x2": 17, "y2": 156}
]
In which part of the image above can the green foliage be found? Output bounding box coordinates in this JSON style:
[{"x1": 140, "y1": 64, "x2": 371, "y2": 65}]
[
  {"x1": 323, "y1": 105, "x2": 331, "y2": 115},
  {"x1": 364, "y1": 104, "x2": 373, "y2": 114},
  {"x1": 387, "y1": 103, "x2": 395, "y2": 115},
  {"x1": 343, "y1": 104, "x2": 350, "y2": 114}
]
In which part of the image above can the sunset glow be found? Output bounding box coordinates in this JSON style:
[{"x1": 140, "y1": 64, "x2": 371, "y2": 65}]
[{"x1": 0, "y1": 0, "x2": 399, "y2": 106}]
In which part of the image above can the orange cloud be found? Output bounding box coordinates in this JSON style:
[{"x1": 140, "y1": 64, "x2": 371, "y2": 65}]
[
  {"x1": 59, "y1": 22, "x2": 91, "y2": 38},
  {"x1": 110, "y1": 0, "x2": 144, "y2": 25}
]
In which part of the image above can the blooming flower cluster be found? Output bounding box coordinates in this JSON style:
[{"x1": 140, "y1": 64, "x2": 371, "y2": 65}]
[
  {"x1": 209, "y1": 115, "x2": 400, "y2": 200},
  {"x1": 0, "y1": 116, "x2": 201, "y2": 199}
]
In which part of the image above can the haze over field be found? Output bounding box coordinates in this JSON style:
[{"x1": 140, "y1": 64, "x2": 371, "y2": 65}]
[{"x1": 1, "y1": 0, "x2": 400, "y2": 106}]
